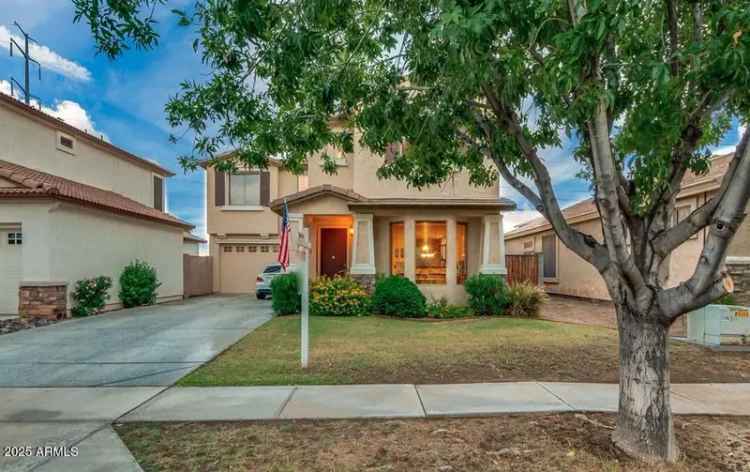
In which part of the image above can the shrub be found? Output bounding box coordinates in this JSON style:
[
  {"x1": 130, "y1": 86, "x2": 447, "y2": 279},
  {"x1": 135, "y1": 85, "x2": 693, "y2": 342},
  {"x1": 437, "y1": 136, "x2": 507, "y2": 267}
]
[
  {"x1": 310, "y1": 275, "x2": 370, "y2": 316},
  {"x1": 71, "y1": 276, "x2": 112, "y2": 317},
  {"x1": 271, "y1": 273, "x2": 300, "y2": 315},
  {"x1": 506, "y1": 281, "x2": 547, "y2": 317},
  {"x1": 119, "y1": 260, "x2": 161, "y2": 308},
  {"x1": 372, "y1": 275, "x2": 426, "y2": 318},
  {"x1": 426, "y1": 297, "x2": 473, "y2": 319},
  {"x1": 714, "y1": 293, "x2": 738, "y2": 306},
  {"x1": 464, "y1": 274, "x2": 508, "y2": 316}
]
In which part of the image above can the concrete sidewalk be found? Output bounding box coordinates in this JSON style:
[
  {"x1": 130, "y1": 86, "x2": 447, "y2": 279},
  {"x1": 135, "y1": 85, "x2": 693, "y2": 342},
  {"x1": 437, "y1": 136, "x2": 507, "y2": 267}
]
[
  {"x1": 120, "y1": 382, "x2": 750, "y2": 422},
  {"x1": 3, "y1": 382, "x2": 749, "y2": 471}
]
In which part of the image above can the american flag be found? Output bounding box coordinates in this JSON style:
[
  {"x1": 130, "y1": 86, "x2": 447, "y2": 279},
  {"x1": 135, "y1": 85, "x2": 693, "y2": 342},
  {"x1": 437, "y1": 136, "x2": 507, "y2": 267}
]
[{"x1": 278, "y1": 199, "x2": 290, "y2": 270}]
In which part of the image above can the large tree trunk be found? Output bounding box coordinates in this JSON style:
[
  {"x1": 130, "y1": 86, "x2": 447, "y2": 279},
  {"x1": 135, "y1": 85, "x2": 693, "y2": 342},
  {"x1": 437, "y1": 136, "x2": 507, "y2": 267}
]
[{"x1": 612, "y1": 304, "x2": 679, "y2": 463}]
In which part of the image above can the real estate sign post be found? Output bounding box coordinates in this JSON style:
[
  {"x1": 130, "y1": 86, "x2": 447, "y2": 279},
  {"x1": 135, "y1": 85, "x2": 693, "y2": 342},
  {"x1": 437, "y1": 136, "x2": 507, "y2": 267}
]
[{"x1": 300, "y1": 228, "x2": 310, "y2": 368}]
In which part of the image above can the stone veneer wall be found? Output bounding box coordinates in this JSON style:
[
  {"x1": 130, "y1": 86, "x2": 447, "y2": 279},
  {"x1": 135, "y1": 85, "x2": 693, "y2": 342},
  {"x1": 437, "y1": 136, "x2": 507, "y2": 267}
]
[
  {"x1": 350, "y1": 274, "x2": 377, "y2": 293},
  {"x1": 727, "y1": 259, "x2": 750, "y2": 306},
  {"x1": 19, "y1": 283, "x2": 68, "y2": 320}
]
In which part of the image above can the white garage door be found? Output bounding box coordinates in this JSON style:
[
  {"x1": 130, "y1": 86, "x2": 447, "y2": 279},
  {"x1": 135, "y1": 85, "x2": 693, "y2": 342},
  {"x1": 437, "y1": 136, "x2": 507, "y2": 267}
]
[
  {"x1": 0, "y1": 229, "x2": 23, "y2": 315},
  {"x1": 220, "y1": 243, "x2": 278, "y2": 293}
]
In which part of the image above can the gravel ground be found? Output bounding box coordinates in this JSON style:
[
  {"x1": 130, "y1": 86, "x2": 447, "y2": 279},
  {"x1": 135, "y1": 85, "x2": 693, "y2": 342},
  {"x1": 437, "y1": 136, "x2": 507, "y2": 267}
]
[{"x1": 0, "y1": 317, "x2": 63, "y2": 336}]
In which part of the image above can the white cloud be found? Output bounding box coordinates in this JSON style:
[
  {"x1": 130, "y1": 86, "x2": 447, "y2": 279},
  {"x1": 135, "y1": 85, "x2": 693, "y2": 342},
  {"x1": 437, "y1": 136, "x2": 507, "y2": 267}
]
[
  {"x1": 503, "y1": 210, "x2": 542, "y2": 232},
  {"x1": 0, "y1": 24, "x2": 91, "y2": 82},
  {"x1": 1, "y1": 80, "x2": 108, "y2": 140}
]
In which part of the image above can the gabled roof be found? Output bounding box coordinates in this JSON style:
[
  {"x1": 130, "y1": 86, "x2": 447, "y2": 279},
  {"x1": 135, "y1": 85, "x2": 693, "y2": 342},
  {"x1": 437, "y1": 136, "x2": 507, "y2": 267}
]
[
  {"x1": 0, "y1": 93, "x2": 174, "y2": 177},
  {"x1": 270, "y1": 184, "x2": 367, "y2": 212},
  {"x1": 0, "y1": 160, "x2": 193, "y2": 229},
  {"x1": 506, "y1": 152, "x2": 734, "y2": 239}
]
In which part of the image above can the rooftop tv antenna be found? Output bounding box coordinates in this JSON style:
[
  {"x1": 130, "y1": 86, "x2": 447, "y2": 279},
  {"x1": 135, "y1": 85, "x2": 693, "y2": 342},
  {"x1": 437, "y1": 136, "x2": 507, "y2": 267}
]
[{"x1": 9, "y1": 21, "x2": 42, "y2": 105}]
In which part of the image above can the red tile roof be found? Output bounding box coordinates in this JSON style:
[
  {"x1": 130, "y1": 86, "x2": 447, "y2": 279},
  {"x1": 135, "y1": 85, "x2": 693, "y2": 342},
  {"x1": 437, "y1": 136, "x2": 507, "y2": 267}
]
[
  {"x1": 0, "y1": 93, "x2": 174, "y2": 177},
  {"x1": 0, "y1": 160, "x2": 193, "y2": 229},
  {"x1": 506, "y1": 153, "x2": 733, "y2": 238}
]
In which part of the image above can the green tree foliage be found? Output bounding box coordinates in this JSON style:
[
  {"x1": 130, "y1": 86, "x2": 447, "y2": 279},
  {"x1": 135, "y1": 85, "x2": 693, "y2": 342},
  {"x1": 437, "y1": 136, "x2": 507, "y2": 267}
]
[{"x1": 73, "y1": 0, "x2": 750, "y2": 462}]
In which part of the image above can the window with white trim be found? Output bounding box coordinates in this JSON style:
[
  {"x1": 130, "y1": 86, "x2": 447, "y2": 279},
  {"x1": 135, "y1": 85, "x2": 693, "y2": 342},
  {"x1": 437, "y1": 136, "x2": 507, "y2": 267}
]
[
  {"x1": 7, "y1": 232, "x2": 22, "y2": 245},
  {"x1": 229, "y1": 173, "x2": 260, "y2": 206},
  {"x1": 56, "y1": 131, "x2": 77, "y2": 155}
]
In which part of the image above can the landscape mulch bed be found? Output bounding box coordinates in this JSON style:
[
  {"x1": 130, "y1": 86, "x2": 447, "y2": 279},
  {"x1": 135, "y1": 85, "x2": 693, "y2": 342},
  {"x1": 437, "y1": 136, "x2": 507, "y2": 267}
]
[
  {"x1": 0, "y1": 317, "x2": 62, "y2": 336},
  {"x1": 117, "y1": 413, "x2": 750, "y2": 471}
]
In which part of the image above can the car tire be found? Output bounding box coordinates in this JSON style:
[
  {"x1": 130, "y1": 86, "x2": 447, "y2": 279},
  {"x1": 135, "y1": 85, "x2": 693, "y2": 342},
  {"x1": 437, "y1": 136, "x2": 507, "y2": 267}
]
[{"x1": 256, "y1": 293, "x2": 266, "y2": 300}]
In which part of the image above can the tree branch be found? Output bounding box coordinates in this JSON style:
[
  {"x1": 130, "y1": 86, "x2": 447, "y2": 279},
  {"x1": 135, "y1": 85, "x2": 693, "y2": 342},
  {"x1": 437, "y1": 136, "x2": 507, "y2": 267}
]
[{"x1": 659, "y1": 128, "x2": 750, "y2": 320}]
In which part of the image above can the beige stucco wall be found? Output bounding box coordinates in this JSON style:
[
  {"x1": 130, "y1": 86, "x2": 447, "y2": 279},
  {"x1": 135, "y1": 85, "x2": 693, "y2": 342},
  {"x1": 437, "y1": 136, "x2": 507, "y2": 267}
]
[
  {"x1": 504, "y1": 190, "x2": 749, "y2": 301},
  {"x1": 0, "y1": 106, "x2": 166, "y2": 208},
  {"x1": 0, "y1": 200, "x2": 183, "y2": 314},
  {"x1": 49, "y1": 203, "x2": 184, "y2": 309},
  {"x1": 728, "y1": 201, "x2": 750, "y2": 258}
]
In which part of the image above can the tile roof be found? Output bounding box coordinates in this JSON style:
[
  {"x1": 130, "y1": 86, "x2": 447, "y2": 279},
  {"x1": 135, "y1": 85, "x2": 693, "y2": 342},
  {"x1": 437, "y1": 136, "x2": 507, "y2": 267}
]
[
  {"x1": 0, "y1": 93, "x2": 174, "y2": 177},
  {"x1": 0, "y1": 160, "x2": 193, "y2": 229},
  {"x1": 506, "y1": 152, "x2": 734, "y2": 238}
]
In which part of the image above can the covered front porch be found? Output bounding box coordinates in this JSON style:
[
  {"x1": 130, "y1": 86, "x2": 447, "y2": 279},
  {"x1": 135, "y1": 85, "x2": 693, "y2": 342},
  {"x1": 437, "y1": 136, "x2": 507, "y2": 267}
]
[{"x1": 271, "y1": 185, "x2": 514, "y2": 303}]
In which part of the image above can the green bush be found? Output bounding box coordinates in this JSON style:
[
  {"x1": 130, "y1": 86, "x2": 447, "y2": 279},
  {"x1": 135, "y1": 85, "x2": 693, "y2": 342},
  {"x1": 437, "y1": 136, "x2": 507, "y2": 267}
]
[
  {"x1": 426, "y1": 297, "x2": 473, "y2": 319},
  {"x1": 506, "y1": 281, "x2": 547, "y2": 317},
  {"x1": 464, "y1": 274, "x2": 508, "y2": 316},
  {"x1": 119, "y1": 260, "x2": 161, "y2": 308},
  {"x1": 310, "y1": 275, "x2": 370, "y2": 316},
  {"x1": 372, "y1": 275, "x2": 426, "y2": 318},
  {"x1": 71, "y1": 276, "x2": 112, "y2": 317},
  {"x1": 271, "y1": 273, "x2": 301, "y2": 315},
  {"x1": 714, "y1": 293, "x2": 738, "y2": 306}
]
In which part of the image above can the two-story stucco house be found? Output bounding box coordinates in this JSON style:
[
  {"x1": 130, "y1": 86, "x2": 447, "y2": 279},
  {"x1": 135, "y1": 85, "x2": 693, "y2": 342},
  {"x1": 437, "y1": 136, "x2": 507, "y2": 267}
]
[
  {"x1": 204, "y1": 130, "x2": 516, "y2": 303},
  {"x1": 0, "y1": 93, "x2": 193, "y2": 316}
]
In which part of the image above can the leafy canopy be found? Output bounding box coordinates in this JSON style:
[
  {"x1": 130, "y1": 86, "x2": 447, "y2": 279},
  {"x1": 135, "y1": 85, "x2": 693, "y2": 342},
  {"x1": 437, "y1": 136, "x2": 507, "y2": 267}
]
[{"x1": 73, "y1": 0, "x2": 750, "y2": 214}]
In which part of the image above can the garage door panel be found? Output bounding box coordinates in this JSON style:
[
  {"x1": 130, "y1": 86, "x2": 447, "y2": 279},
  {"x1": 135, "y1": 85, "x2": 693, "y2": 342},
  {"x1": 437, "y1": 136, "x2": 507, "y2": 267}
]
[
  {"x1": 220, "y1": 244, "x2": 277, "y2": 293},
  {"x1": 0, "y1": 230, "x2": 23, "y2": 315}
]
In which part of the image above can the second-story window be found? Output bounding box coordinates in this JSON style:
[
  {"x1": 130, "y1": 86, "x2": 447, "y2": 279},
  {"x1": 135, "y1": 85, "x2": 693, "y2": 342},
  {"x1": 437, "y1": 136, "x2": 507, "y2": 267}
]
[
  {"x1": 153, "y1": 176, "x2": 165, "y2": 211},
  {"x1": 229, "y1": 173, "x2": 260, "y2": 206}
]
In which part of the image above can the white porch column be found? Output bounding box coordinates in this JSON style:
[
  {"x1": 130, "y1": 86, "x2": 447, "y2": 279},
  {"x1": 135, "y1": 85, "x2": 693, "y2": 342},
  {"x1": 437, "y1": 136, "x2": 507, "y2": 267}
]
[
  {"x1": 479, "y1": 212, "x2": 507, "y2": 275},
  {"x1": 350, "y1": 213, "x2": 376, "y2": 275},
  {"x1": 446, "y1": 217, "x2": 457, "y2": 285},
  {"x1": 404, "y1": 217, "x2": 416, "y2": 281},
  {"x1": 287, "y1": 212, "x2": 305, "y2": 273}
]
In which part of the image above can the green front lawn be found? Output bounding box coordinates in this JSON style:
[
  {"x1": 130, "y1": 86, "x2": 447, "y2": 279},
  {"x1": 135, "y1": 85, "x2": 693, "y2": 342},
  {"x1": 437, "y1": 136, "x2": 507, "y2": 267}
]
[{"x1": 179, "y1": 315, "x2": 750, "y2": 386}]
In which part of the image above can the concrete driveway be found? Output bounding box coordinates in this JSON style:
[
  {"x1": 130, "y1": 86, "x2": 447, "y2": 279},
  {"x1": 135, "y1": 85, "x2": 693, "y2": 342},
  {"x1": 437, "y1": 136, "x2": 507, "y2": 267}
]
[{"x1": 0, "y1": 295, "x2": 272, "y2": 387}]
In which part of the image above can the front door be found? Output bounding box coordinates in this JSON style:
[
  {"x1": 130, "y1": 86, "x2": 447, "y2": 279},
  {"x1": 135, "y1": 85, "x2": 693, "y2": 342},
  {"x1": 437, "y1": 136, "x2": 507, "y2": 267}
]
[{"x1": 320, "y1": 228, "x2": 348, "y2": 277}]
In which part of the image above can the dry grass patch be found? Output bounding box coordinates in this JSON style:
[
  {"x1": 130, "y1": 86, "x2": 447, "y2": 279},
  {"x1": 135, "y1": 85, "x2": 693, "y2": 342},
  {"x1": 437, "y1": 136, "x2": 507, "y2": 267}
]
[{"x1": 117, "y1": 414, "x2": 750, "y2": 471}]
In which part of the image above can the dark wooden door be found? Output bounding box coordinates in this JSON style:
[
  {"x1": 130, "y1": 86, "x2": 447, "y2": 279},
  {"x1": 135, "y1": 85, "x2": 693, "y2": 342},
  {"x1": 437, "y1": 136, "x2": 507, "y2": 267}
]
[{"x1": 320, "y1": 228, "x2": 348, "y2": 277}]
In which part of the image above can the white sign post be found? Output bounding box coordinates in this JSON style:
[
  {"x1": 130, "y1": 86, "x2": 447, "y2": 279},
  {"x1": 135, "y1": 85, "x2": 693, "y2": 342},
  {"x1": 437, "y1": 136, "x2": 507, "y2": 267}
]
[{"x1": 299, "y1": 228, "x2": 310, "y2": 368}]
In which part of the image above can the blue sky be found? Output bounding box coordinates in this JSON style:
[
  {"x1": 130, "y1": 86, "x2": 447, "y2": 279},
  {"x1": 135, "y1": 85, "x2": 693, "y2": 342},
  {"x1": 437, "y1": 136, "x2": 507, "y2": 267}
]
[{"x1": 0, "y1": 1, "x2": 745, "y2": 235}]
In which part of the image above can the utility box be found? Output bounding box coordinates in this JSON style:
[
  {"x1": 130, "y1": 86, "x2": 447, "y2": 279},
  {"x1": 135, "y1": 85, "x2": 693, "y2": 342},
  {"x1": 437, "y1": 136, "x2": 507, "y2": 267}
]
[{"x1": 687, "y1": 304, "x2": 750, "y2": 347}]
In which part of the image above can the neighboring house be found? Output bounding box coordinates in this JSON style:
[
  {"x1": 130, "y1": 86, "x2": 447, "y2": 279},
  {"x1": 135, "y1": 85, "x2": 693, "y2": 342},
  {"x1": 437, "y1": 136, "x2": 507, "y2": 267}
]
[
  {"x1": 183, "y1": 232, "x2": 207, "y2": 255},
  {"x1": 203, "y1": 129, "x2": 516, "y2": 303},
  {"x1": 505, "y1": 153, "x2": 750, "y2": 304},
  {"x1": 0, "y1": 93, "x2": 193, "y2": 316}
]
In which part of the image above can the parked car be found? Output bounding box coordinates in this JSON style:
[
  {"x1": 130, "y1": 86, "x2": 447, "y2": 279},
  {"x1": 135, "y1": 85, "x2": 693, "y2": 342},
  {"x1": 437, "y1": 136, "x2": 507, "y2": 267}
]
[{"x1": 255, "y1": 262, "x2": 285, "y2": 299}]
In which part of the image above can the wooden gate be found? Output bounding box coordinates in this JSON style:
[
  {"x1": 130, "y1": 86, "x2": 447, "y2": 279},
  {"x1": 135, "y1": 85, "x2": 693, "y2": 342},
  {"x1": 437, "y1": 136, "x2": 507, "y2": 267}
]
[
  {"x1": 505, "y1": 254, "x2": 540, "y2": 286},
  {"x1": 184, "y1": 254, "x2": 213, "y2": 297}
]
